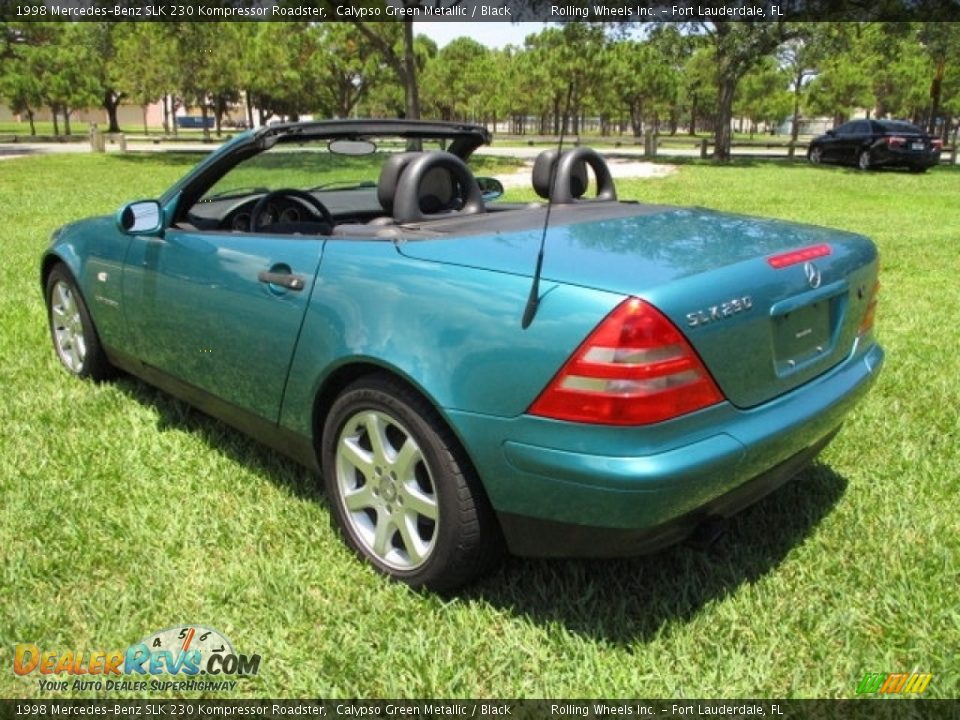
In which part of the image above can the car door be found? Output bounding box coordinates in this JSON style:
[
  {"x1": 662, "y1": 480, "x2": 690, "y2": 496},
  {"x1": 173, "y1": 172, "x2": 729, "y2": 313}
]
[
  {"x1": 848, "y1": 120, "x2": 873, "y2": 164},
  {"x1": 121, "y1": 228, "x2": 324, "y2": 423},
  {"x1": 822, "y1": 122, "x2": 853, "y2": 162}
]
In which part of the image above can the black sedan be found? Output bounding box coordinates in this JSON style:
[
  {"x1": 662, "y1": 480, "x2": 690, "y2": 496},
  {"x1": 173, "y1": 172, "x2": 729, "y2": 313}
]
[{"x1": 808, "y1": 119, "x2": 942, "y2": 172}]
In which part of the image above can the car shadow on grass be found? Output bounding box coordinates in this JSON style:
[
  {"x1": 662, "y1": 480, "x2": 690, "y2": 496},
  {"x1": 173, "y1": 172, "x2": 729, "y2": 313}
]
[
  {"x1": 464, "y1": 462, "x2": 848, "y2": 646},
  {"x1": 111, "y1": 371, "x2": 846, "y2": 646},
  {"x1": 112, "y1": 375, "x2": 326, "y2": 506}
]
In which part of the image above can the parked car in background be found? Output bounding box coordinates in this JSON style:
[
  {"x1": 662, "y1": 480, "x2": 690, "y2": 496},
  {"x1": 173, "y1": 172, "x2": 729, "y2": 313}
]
[
  {"x1": 808, "y1": 119, "x2": 942, "y2": 172},
  {"x1": 42, "y1": 120, "x2": 885, "y2": 591}
]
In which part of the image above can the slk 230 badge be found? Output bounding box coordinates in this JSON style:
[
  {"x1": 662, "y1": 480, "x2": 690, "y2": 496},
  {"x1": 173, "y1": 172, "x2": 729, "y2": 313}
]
[{"x1": 686, "y1": 296, "x2": 753, "y2": 327}]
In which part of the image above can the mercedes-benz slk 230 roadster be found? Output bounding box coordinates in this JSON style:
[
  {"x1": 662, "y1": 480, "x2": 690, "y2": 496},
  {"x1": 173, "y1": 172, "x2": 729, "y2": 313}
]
[{"x1": 43, "y1": 120, "x2": 884, "y2": 590}]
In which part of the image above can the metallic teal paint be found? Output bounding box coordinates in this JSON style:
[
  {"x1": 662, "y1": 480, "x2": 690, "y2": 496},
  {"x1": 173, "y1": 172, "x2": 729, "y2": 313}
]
[{"x1": 42, "y1": 133, "x2": 885, "y2": 557}]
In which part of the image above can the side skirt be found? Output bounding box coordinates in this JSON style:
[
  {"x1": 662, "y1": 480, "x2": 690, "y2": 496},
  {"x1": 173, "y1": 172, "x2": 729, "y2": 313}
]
[{"x1": 105, "y1": 346, "x2": 320, "y2": 473}]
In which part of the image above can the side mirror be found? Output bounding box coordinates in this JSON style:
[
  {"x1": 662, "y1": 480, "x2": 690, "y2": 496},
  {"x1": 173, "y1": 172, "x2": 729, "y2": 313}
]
[
  {"x1": 825, "y1": 129, "x2": 836, "y2": 137},
  {"x1": 476, "y1": 176, "x2": 504, "y2": 202},
  {"x1": 117, "y1": 200, "x2": 162, "y2": 235}
]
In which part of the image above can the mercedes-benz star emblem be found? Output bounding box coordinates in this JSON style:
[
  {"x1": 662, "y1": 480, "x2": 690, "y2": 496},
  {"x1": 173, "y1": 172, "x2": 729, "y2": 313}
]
[{"x1": 804, "y1": 261, "x2": 822, "y2": 289}]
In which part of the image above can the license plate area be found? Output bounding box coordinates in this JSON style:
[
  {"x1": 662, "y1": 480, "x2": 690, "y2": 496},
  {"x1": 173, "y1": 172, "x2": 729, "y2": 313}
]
[
  {"x1": 770, "y1": 283, "x2": 847, "y2": 377},
  {"x1": 910, "y1": 142, "x2": 925, "y2": 151}
]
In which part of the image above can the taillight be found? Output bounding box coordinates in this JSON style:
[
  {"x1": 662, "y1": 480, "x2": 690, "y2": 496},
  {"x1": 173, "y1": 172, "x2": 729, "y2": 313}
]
[
  {"x1": 885, "y1": 135, "x2": 906, "y2": 146},
  {"x1": 858, "y1": 280, "x2": 880, "y2": 337},
  {"x1": 528, "y1": 298, "x2": 724, "y2": 425},
  {"x1": 932, "y1": 139, "x2": 944, "y2": 150},
  {"x1": 767, "y1": 244, "x2": 831, "y2": 269}
]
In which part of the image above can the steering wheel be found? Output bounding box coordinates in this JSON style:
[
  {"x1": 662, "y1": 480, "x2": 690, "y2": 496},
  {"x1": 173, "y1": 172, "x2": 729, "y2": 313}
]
[{"x1": 249, "y1": 189, "x2": 334, "y2": 233}]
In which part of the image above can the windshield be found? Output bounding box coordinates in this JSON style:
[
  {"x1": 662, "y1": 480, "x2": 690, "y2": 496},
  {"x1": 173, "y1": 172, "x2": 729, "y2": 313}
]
[{"x1": 200, "y1": 138, "x2": 451, "y2": 202}]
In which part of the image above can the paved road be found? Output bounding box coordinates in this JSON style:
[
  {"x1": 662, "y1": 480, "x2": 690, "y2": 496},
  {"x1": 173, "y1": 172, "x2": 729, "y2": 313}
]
[{"x1": 2, "y1": 137, "x2": 955, "y2": 166}]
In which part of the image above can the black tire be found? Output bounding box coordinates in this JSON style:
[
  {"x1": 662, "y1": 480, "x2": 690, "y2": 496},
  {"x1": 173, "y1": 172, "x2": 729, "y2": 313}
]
[
  {"x1": 858, "y1": 150, "x2": 872, "y2": 171},
  {"x1": 321, "y1": 374, "x2": 502, "y2": 591},
  {"x1": 808, "y1": 146, "x2": 823, "y2": 165},
  {"x1": 45, "y1": 264, "x2": 114, "y2": 380}
]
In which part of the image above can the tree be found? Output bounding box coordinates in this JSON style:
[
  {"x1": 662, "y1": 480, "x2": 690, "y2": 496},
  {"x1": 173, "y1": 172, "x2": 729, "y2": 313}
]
[
  {"x1": 691, "y1": 21, "x2": 793, "y2": 160},
  {"x1": 734, "y1": 56, "x2": 792, "y2": 135},
  {"x1": 310, "y1": 24, "x2": 391, "y2": 119},
  {"x1": 605, "y1": 38, "x2": 679, "y2": 138},
  {"x1": 681, "y1": 46, "x2": 718, "y2": 136},
  {"x1": 75, "y1": 23, "x2": 126, "y2": 133},
  {"x1": 804, "y1": 28, "x2": 874, "y2": 126},
  {"x1": 917, "y1": 23, "x2": 960, "y2": 138},
  {"x1": 34, "y1": 25, "x2": 100, "y2": 135},
  {"x1": 421, "y1": 37, "x2": 490, "y2": 122},
  {"x1": 114, "y1": 24, "x2": 176, "y2": 134},
  {"x1": 777, "y1": 24, "x2": 839, "y2": 146}
]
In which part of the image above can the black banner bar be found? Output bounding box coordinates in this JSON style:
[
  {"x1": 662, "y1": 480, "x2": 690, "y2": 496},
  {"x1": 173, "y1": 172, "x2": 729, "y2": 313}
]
[
  {"x1": 1, "y1": 0, "x2": 959, "y2": 23},
  {"x1": 0, "y1": 700, "x2": 956, "y2": 720}
]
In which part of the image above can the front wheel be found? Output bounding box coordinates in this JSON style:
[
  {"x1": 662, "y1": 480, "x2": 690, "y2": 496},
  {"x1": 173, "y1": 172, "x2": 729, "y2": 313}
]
[
  {"x1": 45, "y1": 264, "x2": 114, "y2": 380},
  {"x1": 858, "y1": 150, "x2": 872, "y2": 171},
  {"x1": 808, "y1": 146, "x2": 823, "y2": 165},
  {"x1": 321, "y1": 375, "x2": 502, "y2": 591}
]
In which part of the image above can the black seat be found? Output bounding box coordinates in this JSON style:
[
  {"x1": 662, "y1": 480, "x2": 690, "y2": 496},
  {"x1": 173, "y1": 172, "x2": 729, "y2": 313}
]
[
  {"x1": 391, "y1": 151, "x2": 485, "y2": 224},
  {"x1": 532, "y1": 147, "x2": 617, "y2": 203}
]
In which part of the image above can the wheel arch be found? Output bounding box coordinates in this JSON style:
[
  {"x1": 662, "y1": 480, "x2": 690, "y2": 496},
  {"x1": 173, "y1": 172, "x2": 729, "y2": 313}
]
[
  {"x1": 309, "y1": 361, "x2": 488, "y2": 501},
  {"x1": 40, "y1": 252, "x2": 69, "y2": 290}
]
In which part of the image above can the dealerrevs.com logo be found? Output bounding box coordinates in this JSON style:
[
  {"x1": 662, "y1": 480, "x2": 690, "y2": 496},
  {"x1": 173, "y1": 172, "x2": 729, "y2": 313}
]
[{"x1": 14, "y1": 625, "x2": 261, "y2": 693}]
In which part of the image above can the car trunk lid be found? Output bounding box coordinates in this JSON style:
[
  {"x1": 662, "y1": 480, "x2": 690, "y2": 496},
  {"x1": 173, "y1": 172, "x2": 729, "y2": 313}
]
[{"x1": 398, "y1": 207, "x2": 879, "y2": 408}]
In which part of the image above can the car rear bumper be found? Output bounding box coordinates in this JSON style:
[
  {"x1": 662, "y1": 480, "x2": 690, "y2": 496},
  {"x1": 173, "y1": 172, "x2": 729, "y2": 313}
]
[
  {"x1": 446, "y1": 341, "x2": 884, "y2": 557},
  {"x1": 497, "y1": 427, "x2": 838, "y2": 557},
  {"x1": 872, "y1": 146, "x2": 940, "y2": 168}
]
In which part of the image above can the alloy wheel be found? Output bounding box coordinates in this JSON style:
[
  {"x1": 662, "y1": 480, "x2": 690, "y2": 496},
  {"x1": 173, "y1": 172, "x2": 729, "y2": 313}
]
[
  {"x1": 335, "y1": 409, "x2": 439, "y2": 571},
  {"x1": 50, "y1": 280, "x2": 87, "y2": 373}
]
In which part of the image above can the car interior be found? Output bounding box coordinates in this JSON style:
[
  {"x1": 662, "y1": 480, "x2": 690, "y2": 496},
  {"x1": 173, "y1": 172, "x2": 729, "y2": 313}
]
[{"x1": 181, "y1": 139, "x2": 657, "y2": 240}]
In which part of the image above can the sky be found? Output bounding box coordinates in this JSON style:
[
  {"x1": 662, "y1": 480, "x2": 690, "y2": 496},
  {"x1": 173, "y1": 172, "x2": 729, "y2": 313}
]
[{"x1": 415, "y1": 22, "x2": 547, "y2": 49}]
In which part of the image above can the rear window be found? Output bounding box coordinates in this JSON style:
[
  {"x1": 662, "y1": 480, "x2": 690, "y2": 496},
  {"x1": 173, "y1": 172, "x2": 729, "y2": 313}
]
[{"x1": 875, "y1": 120, "x2": 923, "y2": 134}]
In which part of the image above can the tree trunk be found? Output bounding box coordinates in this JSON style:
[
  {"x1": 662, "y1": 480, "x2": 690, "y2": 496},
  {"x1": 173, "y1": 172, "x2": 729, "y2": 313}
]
[
  {"x1": 27, "y1": 109, "x2": 36, "y2": 136},
  {"x1": 629, "y1": 99, "x2": 643, "y2": 137},
  {"x1": 245, "y1": 90, "x2": 254, "y2": 128},
  {"x1": 142, "y1": 105, "x2": 149, "y2": 135},
  {"x1": 401, "y1": 18, "x2": 419, "y2": 120},
  {"x1": 171, "y1": 96, "x2": 179, "y2": 137},
  {"x1": 103, "y1": 90, "x2": 122, "y2": 133},
  {"x1": 790, "y1": 70, "x2": 802, "y2": 152},
  {"x1": 713, "y1": 75, "x2": 736, "y2": 161},
  {"x1": 51, "y1": 106, "x2": 59, "y2": 136},
  {"x1": 689, "y1": 97, "x2": 698, "y2": 136},
  {"x1": 162, "y1": 95, "x2": 170, "y2": 134},
  {"x1": 928, "y1": 57, "x2": 945, "y2": 136},
  {"x1": 64, "y1": 108, "x2": 71, "y2": 136},
  {"x1": 200, "y1": 104, "x2": 210, "y2": 140}
]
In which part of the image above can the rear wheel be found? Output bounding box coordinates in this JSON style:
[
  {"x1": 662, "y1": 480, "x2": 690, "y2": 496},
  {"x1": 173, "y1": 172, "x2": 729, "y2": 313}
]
[
  {"x1": 321, "y1": 374, "x2": 502, "y2": 591},
  {"x1": 858, "y1": 150, "x2": 872, "y2": 171},
  {"x1": 45, "y1": 264, "x2": 114, "y2": 380},
  {"x1": 808, "y1": 146, "x2": 823, "y2": 165}
]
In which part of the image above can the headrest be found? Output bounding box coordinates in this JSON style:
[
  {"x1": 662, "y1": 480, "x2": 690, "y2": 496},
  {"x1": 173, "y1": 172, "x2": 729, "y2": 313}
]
[
  {"x1": 532, "y1": 149, "x2": 588, "y2": 200},
  {"x1": 377, "y1": 152, "x2": 421, "y2": 212},
  {"x1": 392, "y1": 151, "x2": 485, "y2": 224},
  {"x1": 418, "y1": 166, "x2": 455, "y2": 214}
]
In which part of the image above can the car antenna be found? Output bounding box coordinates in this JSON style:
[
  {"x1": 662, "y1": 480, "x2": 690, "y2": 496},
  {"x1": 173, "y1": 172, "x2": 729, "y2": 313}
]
[{"x1": 521, "y1": 82, "x2": 574, "y2": 330}]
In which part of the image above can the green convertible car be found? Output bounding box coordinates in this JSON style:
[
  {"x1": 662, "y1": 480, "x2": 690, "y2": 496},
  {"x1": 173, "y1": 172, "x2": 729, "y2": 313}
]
[{"x1": 43, "y1": 120, "x2": 884, "y2": 590}]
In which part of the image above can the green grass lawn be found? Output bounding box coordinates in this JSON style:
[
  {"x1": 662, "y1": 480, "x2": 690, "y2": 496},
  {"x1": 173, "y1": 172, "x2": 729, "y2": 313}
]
[{"x1": 0, "y1": 152, "x2": 956, "y2": 700}]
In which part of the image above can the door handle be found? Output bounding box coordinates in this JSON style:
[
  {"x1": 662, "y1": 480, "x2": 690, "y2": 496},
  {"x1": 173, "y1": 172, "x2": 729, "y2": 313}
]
[{"x1": 258, "y1": 271, "x2": 306, "y2": 291}]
